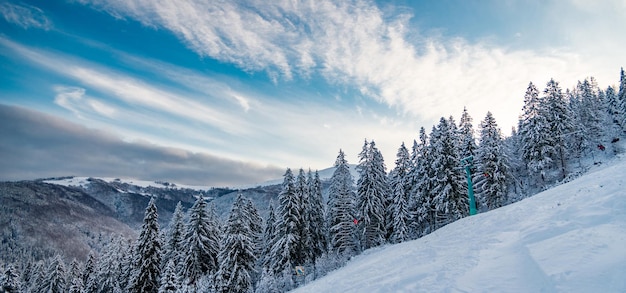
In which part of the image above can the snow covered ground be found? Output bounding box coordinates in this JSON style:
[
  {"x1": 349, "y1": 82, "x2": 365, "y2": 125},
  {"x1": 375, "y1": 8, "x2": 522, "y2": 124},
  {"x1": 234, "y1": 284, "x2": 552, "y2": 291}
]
[
  {"x1": 43, "y1": 176, "x2": 214, "y2": 191},
  {"x1": 293, "y1": 155, "x2": 626, "y2": 293}
]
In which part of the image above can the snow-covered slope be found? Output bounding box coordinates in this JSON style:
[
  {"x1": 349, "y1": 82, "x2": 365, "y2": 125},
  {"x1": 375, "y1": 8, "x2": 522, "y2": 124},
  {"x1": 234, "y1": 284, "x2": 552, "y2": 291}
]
[{"x1": 294, "y1": 156, "x2": 626, "y2": 293}]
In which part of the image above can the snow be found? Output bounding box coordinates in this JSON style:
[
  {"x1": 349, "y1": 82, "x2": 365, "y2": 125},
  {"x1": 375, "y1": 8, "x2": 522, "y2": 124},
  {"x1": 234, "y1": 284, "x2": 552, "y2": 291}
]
[
  {"x1": 293, "y1": 155, "x2": 626, "y2": 293},
  {"x1": 43, "y1": 176, "x2": 213, "y2": 191}
]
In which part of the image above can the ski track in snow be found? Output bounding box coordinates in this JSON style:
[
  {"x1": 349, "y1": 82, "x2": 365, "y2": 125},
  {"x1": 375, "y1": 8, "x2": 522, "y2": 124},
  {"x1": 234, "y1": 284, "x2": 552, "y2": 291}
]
[{"x1": 293, "y1": 155, "x2": 626, "y2": 293}]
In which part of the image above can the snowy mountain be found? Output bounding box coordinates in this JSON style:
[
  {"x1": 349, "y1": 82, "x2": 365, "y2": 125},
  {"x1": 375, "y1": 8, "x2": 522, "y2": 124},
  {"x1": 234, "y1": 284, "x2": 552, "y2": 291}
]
[{"x1": 293, "y1": 155, "x2": 626, "y2": 292}]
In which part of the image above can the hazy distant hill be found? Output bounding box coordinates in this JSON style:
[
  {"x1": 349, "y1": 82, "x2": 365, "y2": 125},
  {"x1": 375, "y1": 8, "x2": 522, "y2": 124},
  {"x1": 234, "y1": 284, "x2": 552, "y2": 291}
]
[{"x1": 0, "y1": 164, "x2": 353, "y2": 262}]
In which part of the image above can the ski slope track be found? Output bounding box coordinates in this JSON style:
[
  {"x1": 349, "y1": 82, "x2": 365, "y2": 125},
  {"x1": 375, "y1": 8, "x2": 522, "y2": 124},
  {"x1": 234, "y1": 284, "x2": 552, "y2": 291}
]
[{"x1": 294, "y1": 155, "x2": 626, "y2": 293}]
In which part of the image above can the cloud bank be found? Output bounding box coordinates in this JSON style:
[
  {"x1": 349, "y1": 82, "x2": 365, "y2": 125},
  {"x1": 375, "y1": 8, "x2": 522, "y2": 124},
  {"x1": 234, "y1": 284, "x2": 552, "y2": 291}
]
[{"x1": 0, "y1": 104, "x2": 284, "y2": 186}]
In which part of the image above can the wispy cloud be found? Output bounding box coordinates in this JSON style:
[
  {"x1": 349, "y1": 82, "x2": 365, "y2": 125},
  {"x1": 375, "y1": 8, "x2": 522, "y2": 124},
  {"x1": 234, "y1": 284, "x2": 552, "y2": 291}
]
[
  {"x1": 0, "y1": 2, "x2": 52, "y2": 30},
  {"x1": 77, "y1": 0, "x2": 623, "y2": 131}
]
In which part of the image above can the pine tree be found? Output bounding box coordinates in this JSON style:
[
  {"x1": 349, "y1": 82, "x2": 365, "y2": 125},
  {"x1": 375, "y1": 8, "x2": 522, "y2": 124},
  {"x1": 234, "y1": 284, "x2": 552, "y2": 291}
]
[
  {"x1": 327, "y1": 150, "x2": 358, "y2": 256},
  {"x1": 544, "y1": 78, "x2": 572, "y2": 178},
  {"x1": 83, "y1": 252, "x2": 98, "y2": 293},
  {"x1": 182, "y1": 196, "x2": 220, "y2": 286},
  {"x1": 216, "y1": 194, "x2": 257, "y2": 293},
  {"x1": 256, "y1": 201, "x2": 281, "y2": 293},
  {"x1": 459, "y1": 106, "x2": 477, "y2": 158},
  {"x1": 307, "y1": 170, "x2": 328, "y2": 263},
  {"x1": 128, "y1": 198, "x2": 162, "y2": 293},
  {"x1": 66, "y1": 259, "x2": 83, "y2": 293},
  {"x1": 475, "y1": 112, "x2": 510, "y2": 210},
  {"x1": 295, "y1": 168, "x2": 312, "y2": 265},
  {"x1": 270, "y1": 168, "x2": 302, "y2": 278},
  {"x1": 605, "y1": 85, "x2": 623, "y2": 137},
  {"x1": 98, "y1": 235, "x2": 130, "y2": 291},
  {"x1": 260, "y1": 201, "x2": 277, "y2": 272},
  {"x1": 408, "y1": 127, "x2": 436, "y2": 237},
  {"x1": 159, "y1": 259, "x2": 180, "y2": 293},
  {"x1": 356, "y1": 140, "x2": 389, "y2": 250},
  {"x1": 618, "y1": 67, "x2": 626, "y2": 131},
  {"x1": 388, "y1": 142, "x2": 411, "y2": 244},
  {"x1": 1, "y1": 264, "x2": 21, "y2": 293},
  {"x1": 519, "y1": 81, "x2": 554, "y2": 186},
  {"x1": 40, "y1": 255, "x2": 67, "y2": 293},
  {"x1": 164, "y1": 202, "x2": 186, "y2": 271},
  {"x1": 430, "y1": 118, "x2": 467, "y2": 226}
]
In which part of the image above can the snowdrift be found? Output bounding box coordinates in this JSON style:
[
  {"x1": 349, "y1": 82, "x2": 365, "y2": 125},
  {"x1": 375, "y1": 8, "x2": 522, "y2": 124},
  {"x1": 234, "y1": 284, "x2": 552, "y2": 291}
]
[{"x1": 293, "y1": 156, "x2": 626, "y2": 292}]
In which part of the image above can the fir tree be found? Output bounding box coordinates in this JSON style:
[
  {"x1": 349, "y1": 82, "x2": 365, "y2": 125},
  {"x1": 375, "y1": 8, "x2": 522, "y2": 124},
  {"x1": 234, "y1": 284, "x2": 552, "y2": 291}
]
[
  {"x1": 83, "y1": 252, "x2": 99, "y2": 293},
  {"x1": 270, "y1": 168, "x2": 302, "y2": 278},
  {"x1": 459, "y1": 106, "x2": 477, "y2": 158},
  {"x1": 519, "y1": 82, "x2": 554, "y2": 185},
  {"x1": 182, "y1": 197, "x2": 220, "y2": 286},
  {"x1": 356, "y1": 140, "x2": 388, "y2": 249},
  {"x1": 260, "y1": 201, "x2": 277, "y2": 273},
  {"x1": 307, "y1": 170, "x2": 328, "y2": 263},
  {"x1": 66, "y1": 259, "x2": 83, "y2": 293},
  {"x1": 295, "y1": 169, "x2": 312, "y2": 265},
  {"x1": 388, "y1": 142, "x2": 411, "y2": 244},
  {"x1": 40, "y1": 255, "x2": 67, "y2": 293},
  {"x1": 159, "y1": 259, "x2": 180, "y2": 293},
  {"x1": 1, "y1": 264, "x2": 21, "y2": 293},
  {"x1": 618, "y1": 67, "x2": 626, "y2": 131},
  {"x1": 327, "y1": 150, "x2": 358, "y2": 256},
  {"x1": 128, "y1": 198, "x2": 162, "y2": 293},
  {"x1": 408, "y1": 127, "x2": 436, "y2": 237},
  {"x1": 475, "y1": 112, "x2": 510, "y2": 210},
  {"x1": 164, "y1": 202, "x2": 186, "y2": 271},
  {"x1": 216, "y1": 194, "x2": 257, "y2": 293},
  {"x1": 430, "y1": 118, "x2": 467, "y2": 226}
]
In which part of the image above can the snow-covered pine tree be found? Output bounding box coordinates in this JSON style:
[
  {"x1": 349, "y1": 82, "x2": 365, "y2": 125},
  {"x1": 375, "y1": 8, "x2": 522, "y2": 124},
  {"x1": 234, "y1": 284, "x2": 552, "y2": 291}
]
[
  {"x1": 97, "y1": 235, "x2": 130, "y2": 291},
  {"x1": 216, "y1": 194, "x2": 258, "y2": 293},
  {"x1": 270, "y1": 168, "x2": 302, "y2": 279},
  {"x1": 604, "y1": 85, "x2": 623, "y2": 137},
  {"x1": 503, "y1": 125, "x2": 525, "y2": 199},
  {"x1": 128, "y1": 198, "x2": 162, "y2": 293},
  {"x1": 474, "y1": 112, "x2": 510, "y2": 210},
  {"x1": 543, "y1": 78, "x2": 572, "y2": 179},
  {"x1": 572, "y1": 78, "x2": 603, "y2": 162},
  {"x1": 242, "y1": 197, "x2": 263, "y2": 284},
  {"x1": 327, "y1": 150, "x2": 358, "y2": 257},
  {"x1": 295, "y1": 168, "x2": 312, "y2": 265},
  {"x1": 182, "y1": 196, "x2": 220, "y2": 287},
  {"x1": 1, "y1": 264, "x2": 21, "y2": 293},
  {"x1": 40, "y1": 255, "x2": 67, "y2": 293},
  {"x1": 618, "y1": 67, "x2": 626, "y2": 131},
  {"x1": 307, "y1": 170, "x2": 328, "y2": 263},
  {"x1": 356, "y1": 140, "x2": 388, "y2": 249},
  {"x1": 255, "y1": 200, "x2": 280, "y2": 292},
  {"x1": 430, "y1": 118, "x2": 467, "y2": 226},
  {"x1": 519, "y1": 81, "x2": 554, "y2": 186},
  {"x1": 66, "y1": 259, "x2": 83, "y2": 293},
  {"x1": 164, "y1": 202, "x2": 186, "y2": 271},
  {"x1": 260, "y1": 201, "x2": 276, "y2": 273},
  {"x1": 408, "y1": 127, "x2": 436, "y2": 237},
  {"x1": 459, "y1": 106, "x2": 477, "y2": 158},
  {"x1": 159, "y1": 258, "x2": 180, "y2": 293},
  {"x1": 388, "y1": 142, "x2": 411, "y2": 244},
  {"x1": 82, "y1": 252, "x2": 98, "y2": 292}
]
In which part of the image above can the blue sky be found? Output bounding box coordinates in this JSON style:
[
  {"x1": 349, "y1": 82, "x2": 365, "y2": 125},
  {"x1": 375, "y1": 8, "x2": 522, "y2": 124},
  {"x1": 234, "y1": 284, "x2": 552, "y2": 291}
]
[{"x1": 1, "y1": 0, "x2": 625, "y2": 186}]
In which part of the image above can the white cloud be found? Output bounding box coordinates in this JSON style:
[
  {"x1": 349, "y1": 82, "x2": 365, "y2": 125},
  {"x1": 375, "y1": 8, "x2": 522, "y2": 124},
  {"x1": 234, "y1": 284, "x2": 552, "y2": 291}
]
[
  {"x1": 0, "y1": 2, "x2": 52, "y2": 30},
  {"x1": 77, "y1": 0, "x2": 625, "y2": 133},
  {"x1": 54, "y1": 86, "x2": 117, "y2": 119}
]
